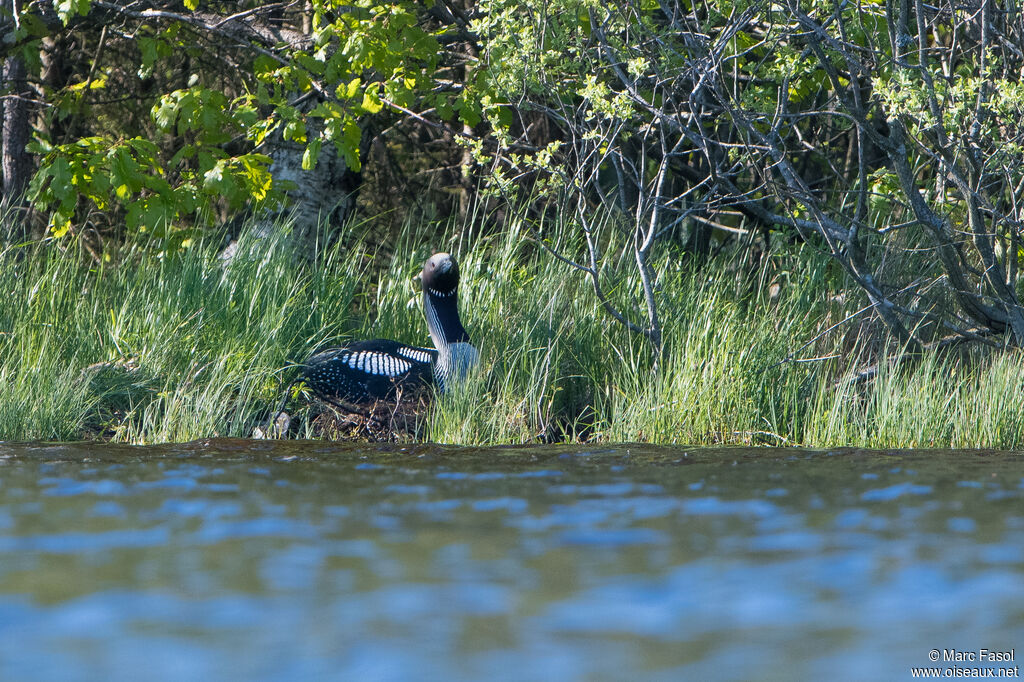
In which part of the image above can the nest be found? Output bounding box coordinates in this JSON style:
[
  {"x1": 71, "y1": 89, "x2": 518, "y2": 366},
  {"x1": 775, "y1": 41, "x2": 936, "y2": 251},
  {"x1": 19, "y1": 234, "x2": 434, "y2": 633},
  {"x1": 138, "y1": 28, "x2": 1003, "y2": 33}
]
[
  {"x1": 80, "y1": 357, "x2": 155, "y2": 440},
  {"x1": 258, "y1": 382, "x2": 434, "y2": 442},
  {"x1": 310, "y1": 391, "x2": 432, "y2": 441}
]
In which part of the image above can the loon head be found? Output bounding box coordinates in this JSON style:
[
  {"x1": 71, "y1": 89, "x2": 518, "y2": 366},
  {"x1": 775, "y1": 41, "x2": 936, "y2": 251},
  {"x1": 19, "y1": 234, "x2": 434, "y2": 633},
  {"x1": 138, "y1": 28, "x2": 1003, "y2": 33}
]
[
  {"x1": 421, "y1": 252, "x2": 459, "y2": 297},
  {"x1": 422, "y1": 252, "x2": 470, "y2": 348}
]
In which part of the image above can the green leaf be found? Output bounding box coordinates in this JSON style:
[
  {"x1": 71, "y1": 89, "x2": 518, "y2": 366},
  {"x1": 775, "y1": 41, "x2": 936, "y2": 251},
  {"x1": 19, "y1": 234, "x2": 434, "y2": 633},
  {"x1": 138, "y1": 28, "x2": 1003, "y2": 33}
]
[
  {"x1": 283, "y1": 119, "x2": 307, "y2": 143},
  {"x1": 341, "y1": 119, "x2": 362, "y2": 171},
  {"x1": 49, "y1": 158, "x2": 74, "y2": 202},
  {"x1": 203, "y1": 162, "x2": 226, "y2": 190},
  {"x1": 360, "y1": 88, "x2": 383, "y2": 114},
  {"x1": 344, "y1": 77, "x2": 362, "y2": 100},
  {"x1": 55, "y1": 0, "x2": 77, "y2": 24},
  {"x1": 434, "y1": 96, "x2": 453, "y2": 121},
  {"x1": 240, "y1": 157, "x2": 273, "y2": 202},
  {"x1": 109, "y1": 147, "x2": 143, "y2": 194},
  {"x1": 51, "y1": 215, "x2": 72, "y2": 238},
  {"x1": 138, "y1": 37, "x2": 159, "y2": 79},
  {"x1": 294, "y1": 53, "x2": 325, "y2": 76},
  {"x1": 153, "y1": 95, "x2": 179, "y2": 131},
  {"x1": 302, "y1": 138, "x2": 322, "y2": 171},
  {"x1": 456, "y1": 96, "x2": 481, "y2": 128}
]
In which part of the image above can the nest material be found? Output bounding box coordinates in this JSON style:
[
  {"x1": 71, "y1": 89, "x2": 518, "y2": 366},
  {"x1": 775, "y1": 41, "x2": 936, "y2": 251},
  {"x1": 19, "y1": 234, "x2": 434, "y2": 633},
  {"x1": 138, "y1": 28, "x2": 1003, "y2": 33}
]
[
  {"x1": 80, "y1": 357, "x2": 152, "y2": 440},
  {"x1": 308, "y1": 383, "x2": 434, "y2": 441}
]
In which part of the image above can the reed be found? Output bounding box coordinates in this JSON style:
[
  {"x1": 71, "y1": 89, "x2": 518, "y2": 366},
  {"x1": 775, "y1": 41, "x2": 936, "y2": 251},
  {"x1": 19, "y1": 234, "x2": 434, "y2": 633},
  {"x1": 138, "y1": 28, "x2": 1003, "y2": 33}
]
[{"x1": 1, "y1": 212, "x2": 1023, "y2": 448}]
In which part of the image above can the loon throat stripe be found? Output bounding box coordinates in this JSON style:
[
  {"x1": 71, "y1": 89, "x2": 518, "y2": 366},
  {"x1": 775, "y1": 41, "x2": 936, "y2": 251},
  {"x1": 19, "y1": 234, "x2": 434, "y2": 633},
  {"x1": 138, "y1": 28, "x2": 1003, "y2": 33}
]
[
  {"x1": 425, "y1": 296, "x2": 442, "y2": 347},
  {"x1": 424, "y1": 291, "x2": 469, "y2": 345}
]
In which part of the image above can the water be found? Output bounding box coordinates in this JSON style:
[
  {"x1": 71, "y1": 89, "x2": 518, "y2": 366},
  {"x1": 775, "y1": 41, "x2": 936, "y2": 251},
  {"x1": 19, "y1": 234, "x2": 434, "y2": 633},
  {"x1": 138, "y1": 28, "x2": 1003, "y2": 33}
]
[{"x1": 0, "y1": 440, "x2": 1021, "y2": 681}]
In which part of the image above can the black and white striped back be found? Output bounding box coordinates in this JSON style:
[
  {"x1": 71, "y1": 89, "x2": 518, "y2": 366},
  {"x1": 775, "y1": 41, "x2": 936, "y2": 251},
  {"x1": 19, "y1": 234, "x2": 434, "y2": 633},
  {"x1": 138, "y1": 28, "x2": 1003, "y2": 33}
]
[{"x1": 303, "y1": 340, "x2": 436, "y2": 403}]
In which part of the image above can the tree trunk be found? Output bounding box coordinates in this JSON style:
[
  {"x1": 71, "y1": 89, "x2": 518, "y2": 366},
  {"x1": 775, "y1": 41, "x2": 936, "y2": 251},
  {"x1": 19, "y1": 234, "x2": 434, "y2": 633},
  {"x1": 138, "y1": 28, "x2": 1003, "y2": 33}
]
[
  {"x1": 2, "y1": 53, "x2": 32, "y2": 238},
  {"x1": 264, "y1": 123, "x2": 363, "y2": 248}
]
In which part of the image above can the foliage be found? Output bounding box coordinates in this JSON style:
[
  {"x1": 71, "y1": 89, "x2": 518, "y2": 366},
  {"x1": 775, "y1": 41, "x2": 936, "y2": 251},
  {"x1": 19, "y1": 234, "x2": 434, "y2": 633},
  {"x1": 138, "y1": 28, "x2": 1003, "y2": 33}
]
[
  {"x1": 6, "y1": 0, "x2": 450, "y2": 234},
  {"x1": 455, "y1": 0, "x2": 1024, "y2": 353}
]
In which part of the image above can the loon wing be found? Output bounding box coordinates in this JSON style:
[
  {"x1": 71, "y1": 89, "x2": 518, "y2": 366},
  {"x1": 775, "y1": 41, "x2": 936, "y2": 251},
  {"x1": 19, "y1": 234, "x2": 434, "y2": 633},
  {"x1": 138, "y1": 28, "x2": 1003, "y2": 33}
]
[{"x1": 302, "y1": 339, "x2": 437, "y2": 402}]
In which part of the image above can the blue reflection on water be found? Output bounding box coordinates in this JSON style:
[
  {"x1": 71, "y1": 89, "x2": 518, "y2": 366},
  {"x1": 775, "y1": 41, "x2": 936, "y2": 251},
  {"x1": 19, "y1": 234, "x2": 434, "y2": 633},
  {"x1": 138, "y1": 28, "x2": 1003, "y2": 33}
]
[
  {"x1": 861, "y1": 482, "x2": 934, "y2": 501},
  {"x1": 0, "y1": 443, "x2": 1021, "y2": 682}
]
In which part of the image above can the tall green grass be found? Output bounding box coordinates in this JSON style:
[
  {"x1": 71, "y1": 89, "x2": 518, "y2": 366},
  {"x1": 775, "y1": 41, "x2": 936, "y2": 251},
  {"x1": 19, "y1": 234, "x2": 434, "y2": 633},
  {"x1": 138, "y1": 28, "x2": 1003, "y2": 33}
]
[
  {"x1": 1, "y1": 211, "x2": 1023, "y2": 447},
  {"x1": 0, "y1": 225, "x2": 368, "y2": 442}
]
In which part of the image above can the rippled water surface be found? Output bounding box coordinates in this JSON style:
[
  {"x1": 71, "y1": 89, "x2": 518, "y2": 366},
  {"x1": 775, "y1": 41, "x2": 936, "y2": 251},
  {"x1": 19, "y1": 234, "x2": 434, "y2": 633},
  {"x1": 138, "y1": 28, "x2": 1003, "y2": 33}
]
[{"x1": 1, "y1": 440, "x2": 1022, "y2": 681}]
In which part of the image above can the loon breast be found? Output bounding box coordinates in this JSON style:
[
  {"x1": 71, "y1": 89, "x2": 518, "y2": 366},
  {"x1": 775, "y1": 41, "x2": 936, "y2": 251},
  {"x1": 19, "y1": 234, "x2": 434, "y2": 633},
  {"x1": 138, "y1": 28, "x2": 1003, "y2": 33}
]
[{"x1": 434, "y1": 341, "x2": 479, "y2": 392}]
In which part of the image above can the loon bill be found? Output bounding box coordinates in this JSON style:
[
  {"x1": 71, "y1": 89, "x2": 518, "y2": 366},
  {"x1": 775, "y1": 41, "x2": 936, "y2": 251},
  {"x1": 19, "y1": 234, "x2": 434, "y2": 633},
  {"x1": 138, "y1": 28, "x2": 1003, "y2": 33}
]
[{"x1": 301, "y1": 252, "x2": 478, "y2": 404}]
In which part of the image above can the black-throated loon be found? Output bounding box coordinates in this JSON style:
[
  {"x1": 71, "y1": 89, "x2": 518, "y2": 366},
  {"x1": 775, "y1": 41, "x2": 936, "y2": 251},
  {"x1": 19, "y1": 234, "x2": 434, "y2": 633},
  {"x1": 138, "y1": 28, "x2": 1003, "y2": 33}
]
[{"x1": 301, "y1": 252, "x2": 478, "y2": 404}]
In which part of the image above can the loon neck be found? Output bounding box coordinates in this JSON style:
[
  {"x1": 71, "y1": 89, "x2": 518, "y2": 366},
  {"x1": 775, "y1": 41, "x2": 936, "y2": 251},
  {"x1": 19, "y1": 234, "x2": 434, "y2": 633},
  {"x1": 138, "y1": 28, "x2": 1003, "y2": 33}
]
[{"x1": 424, "y1": 288, "x2": 470, "y2": 349}]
